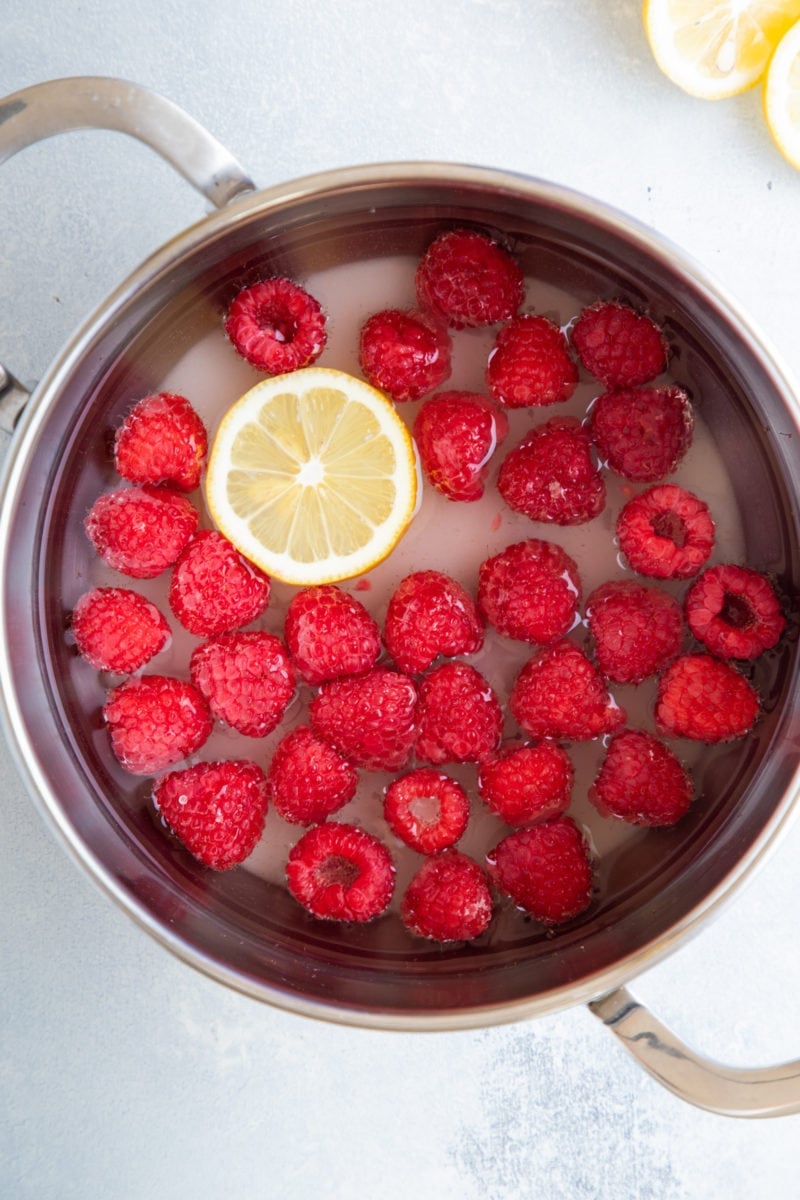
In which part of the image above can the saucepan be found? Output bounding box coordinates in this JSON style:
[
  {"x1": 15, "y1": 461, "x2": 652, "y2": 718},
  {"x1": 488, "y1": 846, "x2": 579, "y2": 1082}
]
[{"x1": 1, "y1": 77, "x2": 799, "y2": 1118}]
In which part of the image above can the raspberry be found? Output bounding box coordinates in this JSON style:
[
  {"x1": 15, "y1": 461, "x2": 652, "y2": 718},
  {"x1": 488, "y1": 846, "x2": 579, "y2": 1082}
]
[
  {"x1": 103, "y1": 674, "x2": 213, "y2": 775},
  {"x1": 85, "y1": 486, "x2": 199, "y2": 579},
  {"x1": 487, "y1": 817, "x2": 594, "y2": 925},
  {"x1": 570, "y1": 301, "x2": 668, "y2": 387},
  {"x1": 497, "y1": 417, "x2": 605, "y2": 526},
  {"x1": 284, "y1": 585, "x2": 381, "y2": 685},
  {"x1": 169, "y1": 530, "x2": 271, "y2": 637},
  {"x1": 685, "y1": 564, "x2": 786, "y2": 660},
  {"x1": 310, "y1": 668, "x2": 419, "y2": 771},
  {"x1": 190, "y1": 631, "x2": 295, "y2": 737},
  {"x1": 585, "y1": 579, "x2": 683, "y2": 684},
  {"x1": 510, "y1": 639, "x2": 626, "y2": 741},
  {"x1": 286, "y1": 822, "x2": 395, "y2": 922},
  {"x1": 266, "y1": 725, "x2": 357, "y2": 825},
  {"x1": 225, "y1": 277, "x2": 326, "y2": 373},
  {"x1": 487, "y1": 314, "x2": 578, "y2": 408},
  {"x1": 477, "y1": 538, "x2": 581, "y2": 645},
  {"x1": 617, "y1": 484, "x2": 715, "y2": 580},
  {"x1": 153, "y1": 759, "x2": 268, "y2": 870},
  {"x1": 383, "y1": 570, "x2": 483, "y2": 674},
  {"x1": 413, "y1": 391, "x2": 509, "y2": 501},
  {"x1": 415, "y1": 228, "x2": 524, "y2": 328},
  {"x1": 589, "y1": 730, "x2": 693, "y2": 827},
  {"x1": 113, "y1": 392, "x2": 208, "y2": 492},
  {"x1": 384, "y1": 768, "x2": 470, "y2": 854},
  {"x1": 415, "y1": 662, "x2": 503, "y2": 765},
  {"x1": 477, "y1": 740, "x2": 573, "y2": 827},
  {"x1": 655, "y1": 653, "x2": 759, "y2": 742},
  {"x1": 588, "y1": 385, "x2": 693, "y2": 481},
  {"x1": 71, "y1": 587, "x2": 171, "y2": 674},
  {"x1": 358, "y1": 308, "x2": 452, "y2": 402},
  {"x1": 401, "y1": 852, "x2": 493, "y2": 942}
]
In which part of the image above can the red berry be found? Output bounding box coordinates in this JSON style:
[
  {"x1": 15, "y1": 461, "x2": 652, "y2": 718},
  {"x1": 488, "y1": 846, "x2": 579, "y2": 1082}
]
[
  {"x1": 655, "y1": 653, "x2": 759, "y2": 742},
  {"x1": 153, "y1": 759, "x2": 268, "y2": 870},
  {"x1": 310, "y1": 668, "x2": 419, "y2": 771},
  {"x1": 413, "y1": 391, "x2": 508, "y2": 501},
  {"x1": 71, "y1": 587, "x2": 171, "y2": 674},
  {"x1": 190, "y1": 631, "x2": 295, "y2": 737},
  {"x1": 497, "y1": 417, "x2": 605, "y2": 526},
  {"x1": 589, "y1": 730, "x2": 693, "y2": 827},
  {"x1": 384, "y1": 768, "x2": 470, "y2": 854},
  {"x1": 401, "y1": 851, "x2": 493, "y2": 942},
  {"x1": 169, "y1": 530, "x2": 271, "y2": 637},
  {"x1": 487, "y1": 314, "x2": 578, "y2": 408},
  {"x1": 383, "y1": 570, "x2": 483, "y2": 675},
  {"x1": 359, "y1": 308, "x2": 451, "y2": 402},
  {"x1": 415, "y1": 662, "x2": 503, "y2": 765},
  {"x1": 225, "y1": 277, "x2": 326, "y2": 373},
  {"x1": 286, "y1": 822, "x2": 395, "y2": 922},
  {"x1": 487, "y1": 817, "x2": 594, "y2": 925},
  {"x1": 266, "y1": 725, "x2": 357, "y2": 825},
  {"x1": 477, "y1": 740, "x2": 573, "y2": 827},
  {"x1": 114, "y1": 392, "x2": 208, "y2": 492},
  {"x1": 571, "y1": 300, "x2": 668, "y2": 388},
  {"x1": 617, "y1": 484, "x2": 715, "y2": 580},
  {"x1": 586, "y1": 579, "x2": 683, "y2": 684},
  {"x1": 415, "y1": 228, "x2": 524, "y2": 328},
  {"x1": 85, "y1": 486, "x2": 199, "y2": 579},
  {"x1": 103, "y1": 674, "x2": 212, "y2": 775},
  {"x1": 510, "y1": 639, "x2": 626, "y2": 741},
  {"x1": 588, "y1": 385, "x2": 693, "y2": 481},
  {"x1": 685, "y1": 564, "x2": 785, "y2": 660},
  {"x1": 477, "y1": 538, "x2": 581, "y2": 645},
  {"x1": 284, "y1": 585, "x2": 381, "y2": 685}
]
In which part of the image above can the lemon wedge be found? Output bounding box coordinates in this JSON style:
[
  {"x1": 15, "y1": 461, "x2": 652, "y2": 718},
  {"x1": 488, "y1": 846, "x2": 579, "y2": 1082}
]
[
  {"x1": 764, "y1": 17, "x2": 800, "y2": 166},
  {"x1": 206, "y1": 368, "x2": 418, "y2": 586},
  {"x1": 643, "y1": 0, "x2": 800, "y2": 99}
]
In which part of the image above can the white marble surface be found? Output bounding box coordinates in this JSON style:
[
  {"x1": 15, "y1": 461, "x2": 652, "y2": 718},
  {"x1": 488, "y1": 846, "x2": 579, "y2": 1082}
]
[{"x1": 3, "y1": 2, "x2": 800, "y2": 1195}]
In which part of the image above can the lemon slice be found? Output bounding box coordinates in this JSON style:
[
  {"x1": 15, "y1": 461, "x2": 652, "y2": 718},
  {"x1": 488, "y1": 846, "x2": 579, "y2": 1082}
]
[
  {"x1": 206, "y1": 367, "x2": 418, "y2": 586},
  {"x1": 643, "y1": 0, "x2": 800, "y2": 99},
  {"x1": 764, "y1": 17, "x2": 800, "y2": 166}
]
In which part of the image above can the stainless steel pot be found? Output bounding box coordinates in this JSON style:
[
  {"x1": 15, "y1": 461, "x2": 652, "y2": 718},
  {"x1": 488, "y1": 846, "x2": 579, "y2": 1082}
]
[{"x1": 2, "y1": 77, "x2": 800, "y2": 1117}]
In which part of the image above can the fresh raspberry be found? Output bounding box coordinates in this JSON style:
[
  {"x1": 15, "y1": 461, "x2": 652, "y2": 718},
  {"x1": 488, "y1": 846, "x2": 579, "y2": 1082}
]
[
  {"x1": 169, "y1": 530, "x2": 271, "y2": 637},
  {"x1": 383, "y1": 571, "x2": 483, "y2": 674},
  {"x1": 588, "y1": 385, "x2": 693, "y2": 481},
  {"x1": 225, "y1": 277, "x2": 326, "y2": 373},
  {"x1": 71, "y1": 587, "x2": 171, "y2": 674},
  {"x1": 286, "y1": 822, "x2": 395, "y2": 922},
  {"x1": 103, "y1": 674, "x2": 213, "y2": 775},
  {"x1": 655, "y1": 653, "x2": 759, "y2": 742},
  {"x1": 487, "y1": 817, "x2": 594, "y2": 925},
  {"x1": 85, "y1": 486, "x2": 199, "y2": 579},
  {"x1": 384, "y1": 768, "x2": 470, "y2": 854},
  {"x1": 413, "y1": 391, "x2": 509, "y2": 501},
  {"x1": 415, "y1": 662, "x2": 502, "y2": 765},
  {"x1": 570, "y1": 300, "x2": 668, "y2": 388},
  {"x1": 497, "y1": 417, "x2": 605, "y2": 526},
  {"x1": 477, "y1": 740, "x2": 573, "y2": 827},
  {"x1": 617, "y1": 484, "x2": 715, "y2": 580},
  {"x1": 586, "y1": 579, "x2": 683, "y2": 684},
  {"x1": 510, "y1": 639, "x2": 626, "y2": 741},
  {"x1": 153, "y1": 759, "x2": 268, "y2": 870},
  {"x1": 358, "y1": 308, "x2": 452, "y2": 402},
  {"x1": 415, "y1": 228, "x2": 524, "y2": 328},
  {"x1": 589, "y1": 730, "x2": 693, "y2": 827},
  {"x1": 685, "y1": 564, "x2": 786, "y2": 660},
  {"x1": 477, "y1": 538, "x2": 581, "y2": 645},
  {"x1": 310, "y1": 668, "x2": 419, "y2": 771},
  {"x1": 284, "y1": 585, "x2": 381, "y2": 685},
  {"x1": 190, "y1": 631, "x2": 295, "y2": 737},
  {"x1": 487, "y1": 314, "x2": 578, "y2": 408},
  {"x1": 113, "y1": 392, "x2": 208, "y2": 492},
  {"x1": 401, "y1": 851, "x2": 493, "y2": 942},
  {"x1": 266, "y1": 725, "x2": 357, "y2": 825}
]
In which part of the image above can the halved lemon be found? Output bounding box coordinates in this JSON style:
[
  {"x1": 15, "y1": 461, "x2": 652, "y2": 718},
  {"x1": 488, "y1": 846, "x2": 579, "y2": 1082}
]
[
  {"x1": 206, "y1": 367, "x2": 418, "y2": 586},
  {"x1": 764, "y1": 17, "x2": 800, "y2": 166},
  {"x1": 643, "y1": 0, "x2": 800, "y2": 99}
]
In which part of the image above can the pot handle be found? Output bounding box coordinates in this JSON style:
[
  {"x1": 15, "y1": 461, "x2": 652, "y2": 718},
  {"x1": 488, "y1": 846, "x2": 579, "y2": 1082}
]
[{"x1": 589, "y1": 986, "x2": 800, "y2": 1117}]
